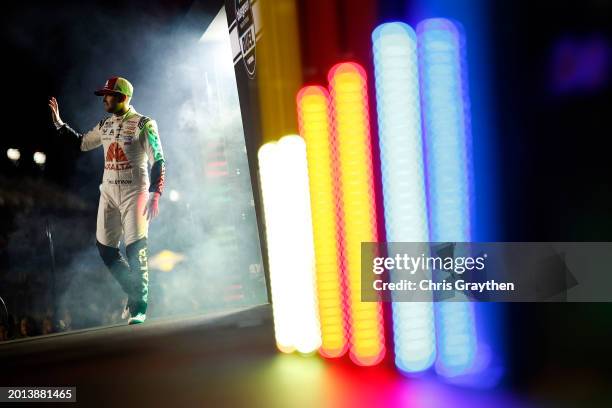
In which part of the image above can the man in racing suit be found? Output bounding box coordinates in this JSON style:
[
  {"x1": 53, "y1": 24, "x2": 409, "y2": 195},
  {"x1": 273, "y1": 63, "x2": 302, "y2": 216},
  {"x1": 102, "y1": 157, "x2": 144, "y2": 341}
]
[{"x1": 48, "y1": 76, "x2": 166, "y2": 325}]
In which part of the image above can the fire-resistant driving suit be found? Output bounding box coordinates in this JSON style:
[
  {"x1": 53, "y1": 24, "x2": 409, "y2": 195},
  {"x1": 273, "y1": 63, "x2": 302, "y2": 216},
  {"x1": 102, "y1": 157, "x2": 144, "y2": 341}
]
[{"x1": 56, "y1": 105, "x2": 166, "y2": 318}]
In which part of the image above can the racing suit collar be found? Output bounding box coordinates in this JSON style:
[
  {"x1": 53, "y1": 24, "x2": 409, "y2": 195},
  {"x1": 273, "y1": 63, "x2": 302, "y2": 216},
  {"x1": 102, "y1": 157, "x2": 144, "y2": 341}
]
[{"x1": 114, "y1": 105, "x2": 133, "y2": 119}]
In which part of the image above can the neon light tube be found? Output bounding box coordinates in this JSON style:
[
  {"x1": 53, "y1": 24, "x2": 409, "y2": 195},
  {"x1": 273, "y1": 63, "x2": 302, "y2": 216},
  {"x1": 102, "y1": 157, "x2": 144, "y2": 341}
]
[
  {"x1": 328, "y1": 62, "x2": 385, "y2": 366},
  {"x1": 297, "y1": 86, "x2": 348, "y2": 358},
  {"x1": 258, "y1": 136, "x2": 322, "y2": 354},
  {"x1": 417, "y1": 18, "x2": 477, "y2": 378},
  {"x1": 372, "y1": 22, "x2": 436, "y2": 373}
]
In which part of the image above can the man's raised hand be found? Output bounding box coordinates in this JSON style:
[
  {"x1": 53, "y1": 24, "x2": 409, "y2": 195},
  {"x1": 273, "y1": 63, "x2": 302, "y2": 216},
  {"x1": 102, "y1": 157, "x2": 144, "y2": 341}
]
[{"x1": 48, "y1": 97, "x2": 63, "y2": 127}]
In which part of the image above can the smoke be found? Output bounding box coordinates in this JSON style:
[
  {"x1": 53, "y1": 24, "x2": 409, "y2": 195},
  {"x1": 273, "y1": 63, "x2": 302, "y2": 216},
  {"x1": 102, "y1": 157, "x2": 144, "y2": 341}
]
[{"x1": 2, "y1": 2, "x2": 267, "y2": 330}]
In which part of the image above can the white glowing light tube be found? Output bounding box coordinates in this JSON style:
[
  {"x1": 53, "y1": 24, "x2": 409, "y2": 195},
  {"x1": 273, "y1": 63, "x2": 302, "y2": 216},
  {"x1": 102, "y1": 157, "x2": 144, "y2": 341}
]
[{"x1": 258, "y1": 135, "x2": 321, "y2": 354}]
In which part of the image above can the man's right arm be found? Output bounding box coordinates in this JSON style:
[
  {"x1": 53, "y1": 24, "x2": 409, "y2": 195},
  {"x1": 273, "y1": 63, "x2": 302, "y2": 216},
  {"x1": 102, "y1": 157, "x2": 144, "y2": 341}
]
[
  {"x1": 49, "y1": 96, "x2": 102, "y2": 151},
  {"x1": 56, "y1": 120, "x2": 104, "y2": 151}
]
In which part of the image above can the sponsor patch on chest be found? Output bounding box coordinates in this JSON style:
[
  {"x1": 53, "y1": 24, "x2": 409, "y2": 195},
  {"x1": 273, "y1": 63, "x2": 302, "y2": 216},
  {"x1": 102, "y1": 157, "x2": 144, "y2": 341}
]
[
  {"x1": 118, "y1": 135, "x2": 134, "y2": 144},
  {"x1": 104, "y1": 142, "x2": 133, "y2": 170}
]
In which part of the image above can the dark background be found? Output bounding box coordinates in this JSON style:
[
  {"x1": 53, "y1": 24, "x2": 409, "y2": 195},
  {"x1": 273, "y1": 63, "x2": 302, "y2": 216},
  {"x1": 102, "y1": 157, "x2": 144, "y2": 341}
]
[
  {"x1": 1, "y1": 0, "x2": 612, "y2": 404},
  {"x1": 491, "y1": 1, "x2": 612, "y2": 403}
]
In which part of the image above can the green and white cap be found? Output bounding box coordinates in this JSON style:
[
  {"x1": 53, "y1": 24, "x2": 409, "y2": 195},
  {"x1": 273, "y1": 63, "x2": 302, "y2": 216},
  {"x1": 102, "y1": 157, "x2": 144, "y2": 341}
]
[{"x1": 94, "y1": 76, "x2": 133, "y2": 97}]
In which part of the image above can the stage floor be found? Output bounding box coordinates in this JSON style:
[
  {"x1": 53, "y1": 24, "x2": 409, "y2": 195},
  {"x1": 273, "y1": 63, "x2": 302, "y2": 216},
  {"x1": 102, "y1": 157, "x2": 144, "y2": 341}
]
[{"x1": 1, "y1": 304, "x2": 527, "y2": 407}]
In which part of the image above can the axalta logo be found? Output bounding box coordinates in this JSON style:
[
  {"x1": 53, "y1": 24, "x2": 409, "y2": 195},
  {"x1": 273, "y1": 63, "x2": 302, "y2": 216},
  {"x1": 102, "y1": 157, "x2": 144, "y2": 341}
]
[{"x1": 105, "y1": 142, "x2": 132, "y2": 170}]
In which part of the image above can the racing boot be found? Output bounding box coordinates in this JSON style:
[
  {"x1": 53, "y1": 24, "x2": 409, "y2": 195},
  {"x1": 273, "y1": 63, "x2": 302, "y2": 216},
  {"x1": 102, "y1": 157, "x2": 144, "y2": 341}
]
[{"x1": 125, "y1": 237, "x2": 149, "y2": 325}]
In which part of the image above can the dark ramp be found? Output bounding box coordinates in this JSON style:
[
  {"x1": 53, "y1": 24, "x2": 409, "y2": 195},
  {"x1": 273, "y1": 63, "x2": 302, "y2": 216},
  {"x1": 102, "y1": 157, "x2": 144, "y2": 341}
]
[{"x1": 0, "y1": 305, "x2": 525, "y2": 407}]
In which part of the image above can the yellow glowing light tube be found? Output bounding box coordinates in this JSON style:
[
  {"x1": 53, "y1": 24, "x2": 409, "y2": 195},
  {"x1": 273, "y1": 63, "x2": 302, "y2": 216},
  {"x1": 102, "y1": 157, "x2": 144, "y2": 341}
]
[
  {"x1": 258, "y1": 136, "x2": 322, "y2": 354},
  {"x1": 257, "y1": 0, "x2": 303, "y2": 143},
  {"x1": 297, "y1": 86, "x2": 348, "y2": 358},
  {"x1": 328, "y1": 62, "x2": 386, "y2": 366}
]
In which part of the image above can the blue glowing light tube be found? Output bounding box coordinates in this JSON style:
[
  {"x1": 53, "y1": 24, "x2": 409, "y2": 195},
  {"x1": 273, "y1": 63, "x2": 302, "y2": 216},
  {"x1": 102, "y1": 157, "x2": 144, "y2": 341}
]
[
  {"x1": 372, "y1": 22, "x2": 436, "y2": 373},
  {"x1": 417, "y1": 18, "x2": 478, "y2": 378}
]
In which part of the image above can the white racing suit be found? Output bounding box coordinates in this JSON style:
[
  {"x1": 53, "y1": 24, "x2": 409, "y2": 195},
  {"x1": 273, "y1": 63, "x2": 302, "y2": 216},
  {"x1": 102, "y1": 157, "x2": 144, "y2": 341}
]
[{"x1": 57, "y1": 106, "x2": 166, "y2": 317}]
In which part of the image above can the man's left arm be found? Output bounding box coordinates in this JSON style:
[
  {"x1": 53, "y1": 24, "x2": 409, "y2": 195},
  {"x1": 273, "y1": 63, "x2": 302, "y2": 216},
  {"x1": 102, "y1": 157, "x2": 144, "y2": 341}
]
[
  {"x1": 140, "y1": 118, "x2": 166, "y2": 220},
  {"x1": 141, "y1": 118, "x2": 166, "y2": 194}
]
